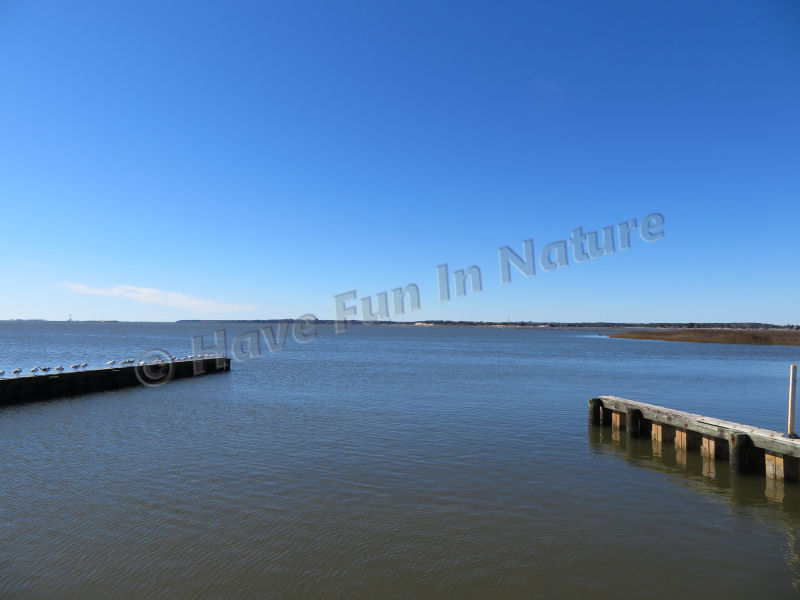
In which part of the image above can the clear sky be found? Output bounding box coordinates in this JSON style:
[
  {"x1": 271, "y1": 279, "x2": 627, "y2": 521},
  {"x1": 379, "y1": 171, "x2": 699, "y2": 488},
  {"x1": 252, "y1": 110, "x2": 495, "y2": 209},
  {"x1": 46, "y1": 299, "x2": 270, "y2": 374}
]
[{"x1": 1, "y1": 1, "x2": 798, "y2": 323}]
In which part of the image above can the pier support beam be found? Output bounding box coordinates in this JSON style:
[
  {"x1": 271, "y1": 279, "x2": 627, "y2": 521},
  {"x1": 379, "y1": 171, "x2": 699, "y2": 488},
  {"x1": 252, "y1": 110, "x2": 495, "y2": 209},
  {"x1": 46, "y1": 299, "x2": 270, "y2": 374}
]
[
  {"x1": 589, "y1": 398, "x2": 602, "y2": 425},
  {"x1": 599, "y1": 405, "x2": 612, "y2": 426},
  {"x1": 729, "y1": 433, "x2": 753, "y2": 473},
  {"x1": 626, "y1": 409, "x2": 645, "y2": 438},
  {"x1": 651, "y1": 423, "x2": 675, "y2": 457},
  {"x1": 700, "y1": 436, "x2": 727, "y2": 461},
  {"x1": 651, "y1": 423, "x2": 675, "y2": 443},
  {"x1": 766, "y1": 453, "x2": 800, "y2": 482},
  {"x1": 611, "y1": 411, "x2": 625, "y2": 432},
  {"x1": 675, "y1": 429, "x2": 701, "y2": 451},
  {"x1": 766, "y1": 453, "x2": 785, "y2": 481},
  {"x1": 701, "y1": 436, "x2": 716, "y2": 460},
  {"x1": 675, "y1": 429, "x2": 700, "y2": 465},
  {"x1": 590, "y1": 395, "x2": 800, "y2": 487}
]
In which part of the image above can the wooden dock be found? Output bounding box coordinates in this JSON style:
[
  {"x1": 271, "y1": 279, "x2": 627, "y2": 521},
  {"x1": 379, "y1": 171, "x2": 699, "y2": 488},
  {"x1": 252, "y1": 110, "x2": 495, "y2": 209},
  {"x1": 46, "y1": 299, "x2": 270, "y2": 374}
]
[
  {"x1": 0, "y1": 357, "x2": 231, "y2": 406},
  {"x1": 590, "y1": 396, "x2": 800, "y2": 482}
]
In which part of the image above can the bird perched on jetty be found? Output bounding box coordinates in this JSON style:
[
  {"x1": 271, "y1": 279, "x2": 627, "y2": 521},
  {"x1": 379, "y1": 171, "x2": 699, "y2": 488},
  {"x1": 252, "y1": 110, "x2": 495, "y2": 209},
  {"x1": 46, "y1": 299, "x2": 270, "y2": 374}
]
[
  {"x1": 29, "y1": 367, "x2": 39, "y2": 374},
  {"x1": 55, "y1": 365, "x2": 64, "y2": 371},
  {"x1": 70, "y1": 364, "x2": 80, "y2": 369},
  {"x1": 80, "y1": 362, "x2": 87, "y2": 368},
  {"x1": 41, "y1": 366, "x2": 51, "y2": 372},
  {"x1": 0, "y1": 370, "x2": 4, "y2": 378},
  {"x1": 105, "y1": 360, "x2": 115, "y2": 366},
  {"x1": 12, "y1": 368, "x2": 21, "y2": 375}
]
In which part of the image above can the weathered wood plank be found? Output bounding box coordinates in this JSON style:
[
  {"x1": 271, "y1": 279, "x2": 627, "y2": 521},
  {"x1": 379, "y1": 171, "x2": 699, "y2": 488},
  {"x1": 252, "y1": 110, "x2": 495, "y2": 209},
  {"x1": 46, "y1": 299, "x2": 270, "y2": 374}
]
[
  {"x1": 766, "y1": 453, "x2": 784, "y2": 480},
  {"x1": 702, "y1": 436, "x2": 715, "y2": 459},
  {"x1": 612, "y1": 412, "x2": 624, "y2": 431},
  {"x1": 591, "y1": 396, "x2": 800, "y2": 459}
]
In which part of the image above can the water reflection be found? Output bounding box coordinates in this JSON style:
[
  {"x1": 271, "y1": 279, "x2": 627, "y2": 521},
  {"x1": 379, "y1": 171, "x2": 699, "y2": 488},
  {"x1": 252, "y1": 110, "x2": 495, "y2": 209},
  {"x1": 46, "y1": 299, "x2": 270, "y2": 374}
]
[
  {"x1": 589, "y1": 423, "x2": 800, "y2": 510},
  {"x1": 589, "y1": 423, "x2": 800, "y2": 593}
]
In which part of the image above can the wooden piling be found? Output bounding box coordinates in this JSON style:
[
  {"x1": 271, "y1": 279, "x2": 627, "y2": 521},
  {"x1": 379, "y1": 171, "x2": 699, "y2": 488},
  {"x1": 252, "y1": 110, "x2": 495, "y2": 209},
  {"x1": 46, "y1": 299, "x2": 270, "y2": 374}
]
[
  {"x1": 701, "y1": 436, "x2": 716, "y2": 460},
  {"x1": 612, "y1": 411, "x2": 625, "y2": 432},
  {"x1": 624, "y1": 409, "x2": 645, "y2": 438},
  {"x1": 729, "y1": 433, "x2": 753, "y2": 473},
  {"x1": 599, "y1": 405, "x2": 612, "y2": 426},
  {"x1": 651, "y1": 423, "x2": 675, "y2": 443},
  {"x1": 589, "y1": 397, "x2": 602, "y2": 424},
  {"x1": 589, "y1": 395, "x2": 800, "y2": 485},
  {"x1": 766, "y1": 453, "x2": 785, "y2": 480},
  {"x1": 789, "y1": 364, "x2": 797, "y2": 437}
]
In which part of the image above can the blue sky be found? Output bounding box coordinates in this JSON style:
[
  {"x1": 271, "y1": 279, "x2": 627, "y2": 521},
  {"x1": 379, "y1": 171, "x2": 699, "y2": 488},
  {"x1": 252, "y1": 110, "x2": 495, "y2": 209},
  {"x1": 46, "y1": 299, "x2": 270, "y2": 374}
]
[{"x1": 1, "y1": 1, "x2": 798, "y2": 322}]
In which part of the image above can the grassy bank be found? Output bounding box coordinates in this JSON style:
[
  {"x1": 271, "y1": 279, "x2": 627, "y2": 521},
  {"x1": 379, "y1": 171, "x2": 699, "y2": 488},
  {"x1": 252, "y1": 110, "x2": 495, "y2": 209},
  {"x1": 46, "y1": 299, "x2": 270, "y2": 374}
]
[{"x1": 610, "y1": 329, "x2": 800, "y2": 346}]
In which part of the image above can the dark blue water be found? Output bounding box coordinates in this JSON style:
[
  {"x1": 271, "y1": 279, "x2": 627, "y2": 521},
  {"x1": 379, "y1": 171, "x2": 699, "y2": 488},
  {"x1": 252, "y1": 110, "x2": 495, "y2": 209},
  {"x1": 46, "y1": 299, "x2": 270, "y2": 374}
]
[{"x1": 1, "y1": 322, "x2": 799, "y2": 598}]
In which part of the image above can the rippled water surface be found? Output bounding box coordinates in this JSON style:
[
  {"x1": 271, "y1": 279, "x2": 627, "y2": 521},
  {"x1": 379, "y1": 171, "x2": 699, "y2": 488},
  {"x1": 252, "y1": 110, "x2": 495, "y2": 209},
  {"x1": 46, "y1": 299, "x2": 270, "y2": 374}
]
[{"x1": 2, "y1": 322, "x2": 800, "y2": 598}]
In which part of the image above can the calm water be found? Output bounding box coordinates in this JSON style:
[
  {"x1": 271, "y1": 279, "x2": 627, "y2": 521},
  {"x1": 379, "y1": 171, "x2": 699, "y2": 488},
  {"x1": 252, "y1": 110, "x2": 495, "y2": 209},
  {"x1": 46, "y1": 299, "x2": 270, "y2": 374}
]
[{"x1": 2, "y1": 322, "x2": 800, "y2": 598}]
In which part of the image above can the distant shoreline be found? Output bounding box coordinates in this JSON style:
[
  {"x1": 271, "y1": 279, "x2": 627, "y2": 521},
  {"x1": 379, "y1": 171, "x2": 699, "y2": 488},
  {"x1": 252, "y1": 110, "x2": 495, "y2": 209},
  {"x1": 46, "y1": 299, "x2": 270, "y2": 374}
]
[
  {"x1": 3, "y1": 319, "x2": 799, "y2": 333},
  {"x1": 610, "y1": 328, "x2": 800, "y2": 346},
  {"x1": 175, "y1": 320, "x2": 800, "y2": 332}
]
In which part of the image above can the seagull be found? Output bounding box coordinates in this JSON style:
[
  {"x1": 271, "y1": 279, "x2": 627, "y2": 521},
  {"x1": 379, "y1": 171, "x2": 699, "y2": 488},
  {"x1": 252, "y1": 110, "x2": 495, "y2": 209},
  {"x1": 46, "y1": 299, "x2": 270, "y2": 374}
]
[
  {"x1": 29, "y1": 367, "x2": 39, "y2": 374},
  {"x1": 71, "y1": 364, "x2": 80, "y2": 369},
  {"x1": 0, "y1": 371, "x2": 4, "y2": 378},
  {"x1": 105, "y1": 360, "x2": 115, "y2": 366},
  {"x1": 80, "y1": 362, "x2": 87, "y2": 368},
  {"x1": 41, "y1": 366, "x2": 51, "y2": 373},
  {"x1": 55, "y1": 365, "x2": 64, "y2": 371},
  {"x1": 12, "y1": 368, "x2": 21, "y2": 375}
]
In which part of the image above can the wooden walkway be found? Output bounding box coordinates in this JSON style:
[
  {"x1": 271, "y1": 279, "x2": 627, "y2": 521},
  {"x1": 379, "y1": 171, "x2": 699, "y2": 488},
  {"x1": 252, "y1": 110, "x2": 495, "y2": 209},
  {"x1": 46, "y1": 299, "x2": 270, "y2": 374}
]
[
  {"x1": 590, "y1": 396, "x2": 800, "y2": 482},
  {"x1": 0, "y1": 357, "x2": 231, "y2": 406}
]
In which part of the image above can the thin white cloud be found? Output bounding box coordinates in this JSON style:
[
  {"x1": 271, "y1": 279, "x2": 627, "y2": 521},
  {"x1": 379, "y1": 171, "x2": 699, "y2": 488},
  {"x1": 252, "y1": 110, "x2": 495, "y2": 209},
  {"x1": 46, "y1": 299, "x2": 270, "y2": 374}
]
[{"x1": 65, "y1": 283, "x2": 253, "y2": 314}]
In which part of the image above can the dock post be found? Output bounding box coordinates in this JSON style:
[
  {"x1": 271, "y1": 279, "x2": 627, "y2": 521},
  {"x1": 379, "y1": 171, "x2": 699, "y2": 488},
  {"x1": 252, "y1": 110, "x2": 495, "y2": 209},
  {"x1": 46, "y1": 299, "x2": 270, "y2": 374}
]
[
  {"x1": 588, "y1": 398, "x2": 602, "y2": 424},
  {"x1": 599, "y1": 405, "x2": 612, "y2": 426},
  {"x1": 701, "y1": 436, "x2": 716, "y2": 460},
  {"x1": 787, "y1": 364, "x2": 798, "y2": 439},
  {"x1": 611, "y1": 411, "x2": 625, "y2": 432},
  {"x1": 766, "y1": 453, "x2": 786, "y2": 481},
  {"x1": 626, "y1": 409, "x2": 643, "y2": 438},
  {"x1": 729, "y1": 433, "x2": 752, "y2": 473}
]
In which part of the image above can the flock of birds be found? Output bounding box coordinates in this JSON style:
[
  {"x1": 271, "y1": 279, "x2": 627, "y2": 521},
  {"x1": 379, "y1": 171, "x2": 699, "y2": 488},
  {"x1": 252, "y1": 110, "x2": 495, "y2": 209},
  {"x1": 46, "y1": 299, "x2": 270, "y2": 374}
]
[{"x1": 0, "y1": 354, "x2": 223, "y2": 379}]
